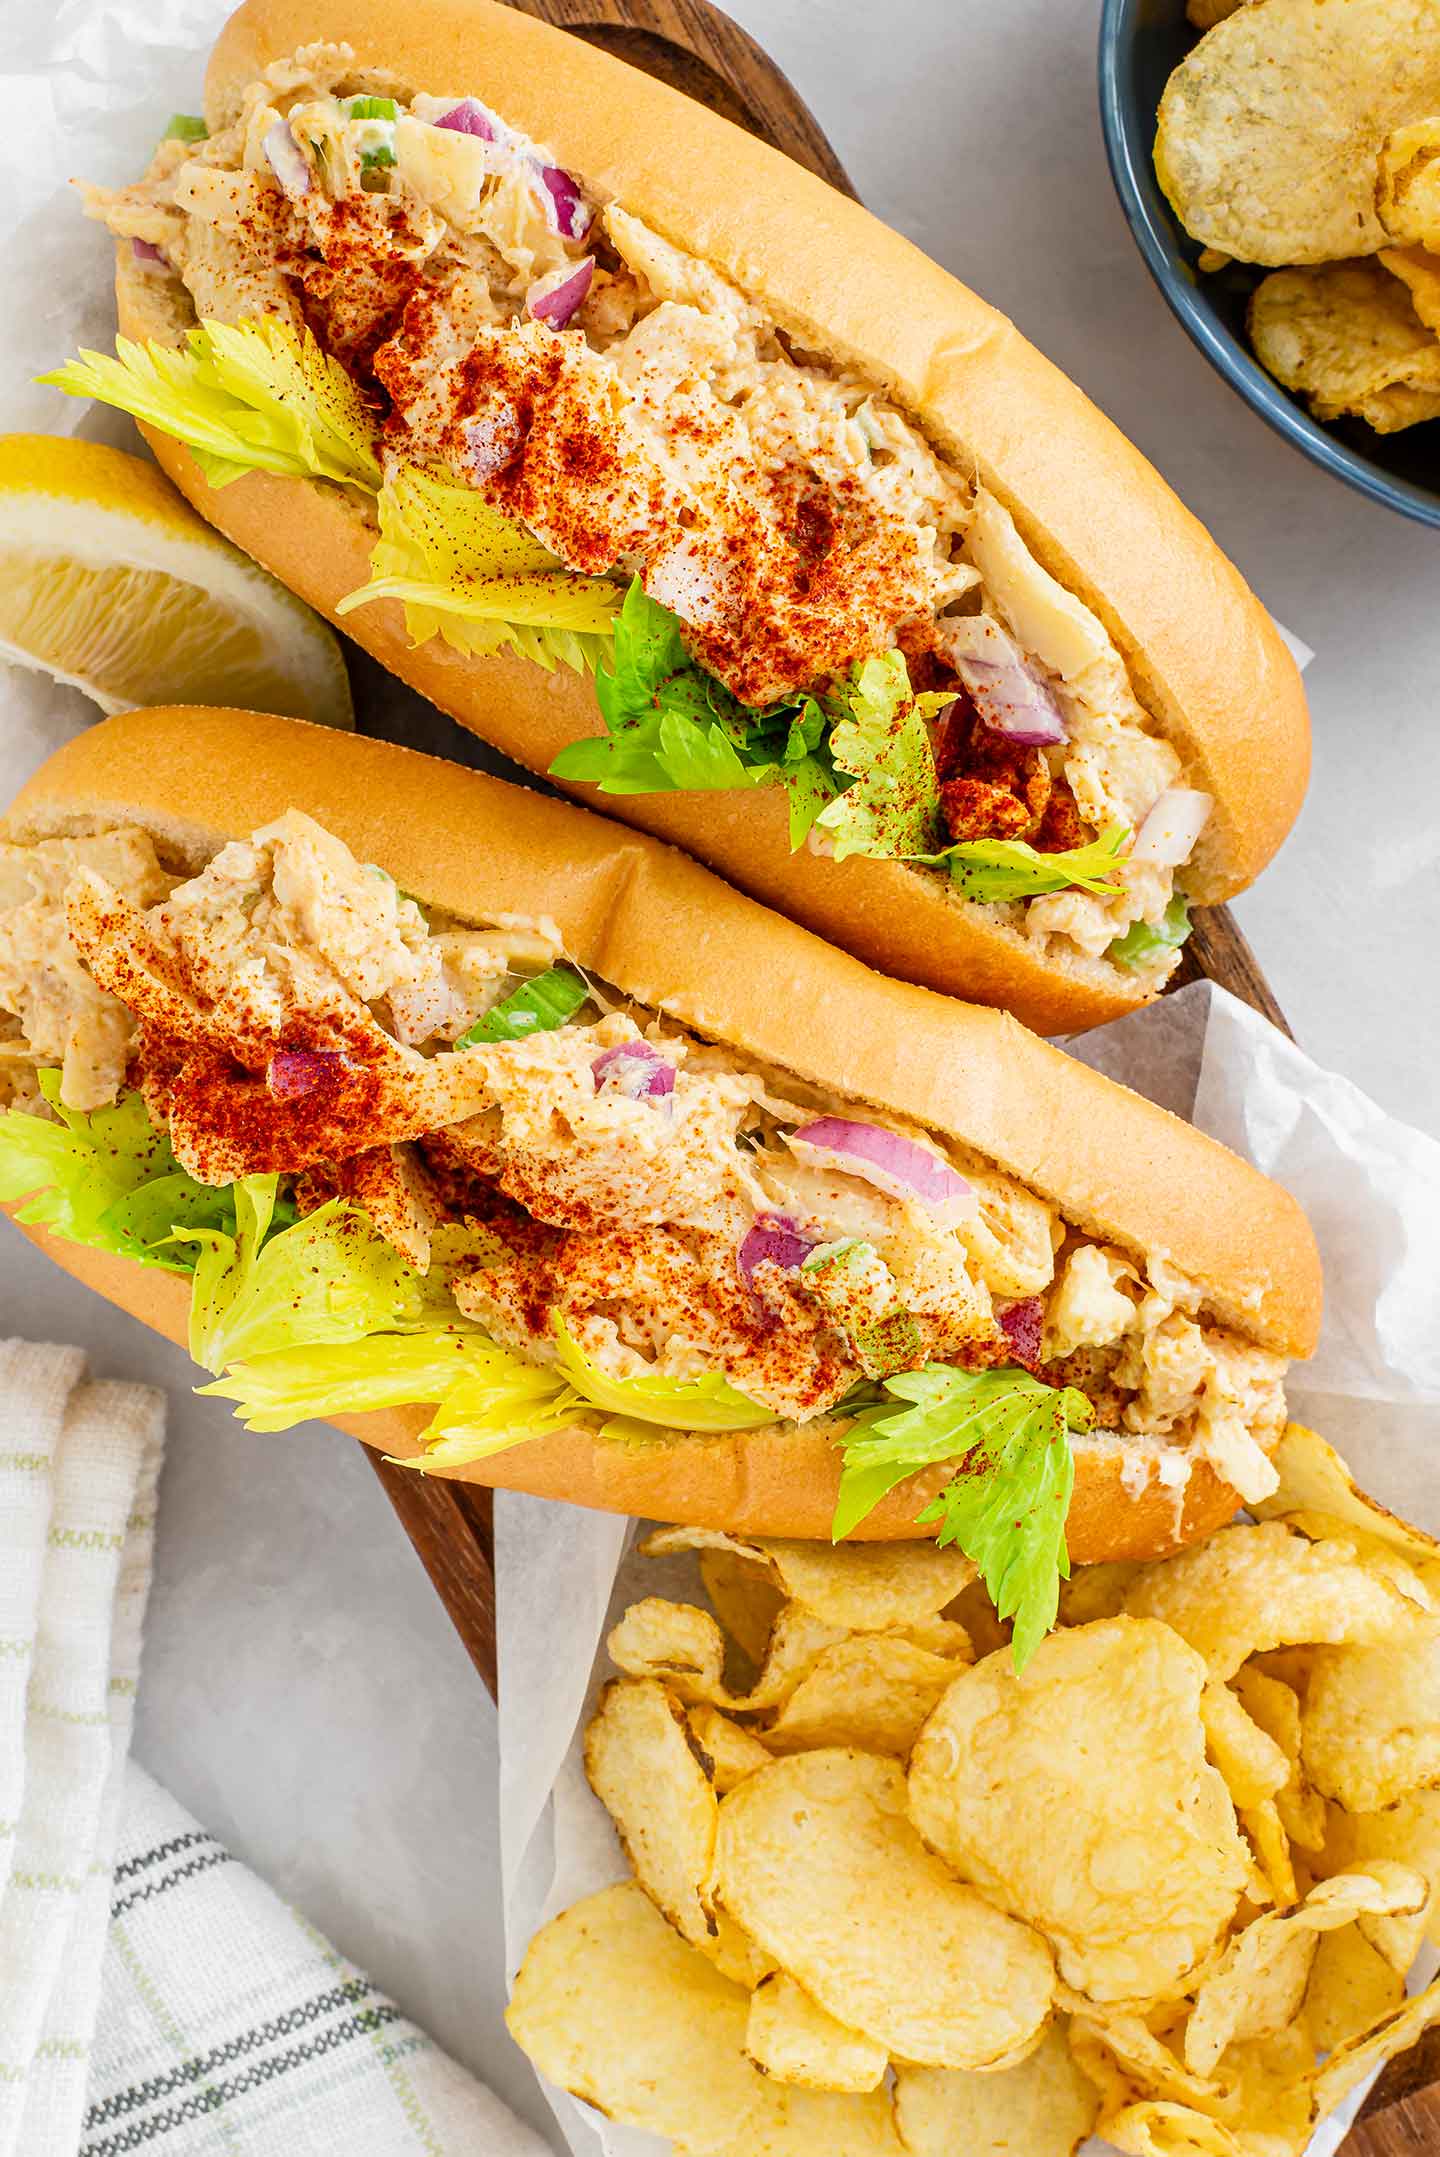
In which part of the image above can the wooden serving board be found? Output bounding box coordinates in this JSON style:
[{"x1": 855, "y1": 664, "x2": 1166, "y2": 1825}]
[{"x1": 350, "y1": 5, "x2": 1437, "y2": 2143}]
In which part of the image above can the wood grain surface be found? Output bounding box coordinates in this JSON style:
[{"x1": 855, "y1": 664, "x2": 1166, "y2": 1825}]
[{"x1": 350, "y1": 6, "x2": 1429, "y2": 2143}]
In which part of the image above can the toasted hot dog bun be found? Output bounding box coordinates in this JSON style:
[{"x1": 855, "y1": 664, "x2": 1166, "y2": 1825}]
[
  {"x1": 106, "y1": 0, "x2": 1309, "y2": 1035},
  {"x1": 3, "y1": 707, "x2": 1321, "y2": 1554}
]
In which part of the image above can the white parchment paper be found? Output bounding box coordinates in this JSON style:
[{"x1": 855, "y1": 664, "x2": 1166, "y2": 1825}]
[{"x1": 496, "y1": 983, "x2": 1440, "y2": 2157}]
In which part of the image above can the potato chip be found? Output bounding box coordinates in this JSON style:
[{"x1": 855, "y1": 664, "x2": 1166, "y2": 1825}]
[
  {"x1": 1059, "y1": 1562, "x2": 1142, "y2": 1628},
  {"x1": 1098, "y1": 2099, "x2": 1239, "y2": 2155},
  {"x1": 1221, "y1": 2025, "x2": 1318, "y2": 2151},
  {"x1": 1201, "y1": 1683, "x2": 1289, "y2": 1811},
  {"x1": 644, "y1": 1526, "x2": 975, "y2": 1629},
  {"x1": 762, "y1": 1636, "x2": 957, "y2": 1757},
  {"x1": 744, "y1": 1972, "x2": 888, "y2": 2093},
  {"x1": 1123, "y1": 1521, "x2": 1429, "y2": 1681},
  {"x1": 507, "y1": 1882, "x2": 907, "y2": 2155},
  {"x1": 584, "y1": 1679, "x2": 718, "y2": 1946},
  {"x1": 506, "y1": 1880, "x2": 763, "y2": 2148},
  {"x1": 1065, "y1": 2000, "x2": 1223, "y2": 2111},
  {"x1": 947, "y1": 1573, "x2": 1012, "y2": 1661},
  {"x1": 1306, "y1": 1923, "x2": 1405, "y2": 2052},
  {"x1": 702, "y1": 1908, "x2": 777, "y2": 1990},
  {"x1": 900, "y1": 1615, "x2": 974, "y2": 1660},
  {"x1": 1323, "y1": 1789, "x2": 1440, "y2": 1957},
  {"x1": 743, "y1": 1604, "x2": 850, "y2": 1709},
  {"x1": 1302, "y1": 1627, "x2": 1440, "y2": 1811},
  {"x1": 1254, "y1": 1426, "x2": 1440, "y2": 1567},
  {"x1": 688, "y1": 1704, "x2": 773, "y2": 1794},
  {"x1": 1310, "y1": 1970, "x2": 1440, "y2": 2118},
  {"x1": 1186, "y1": 0, "x2": 1253, "y2": 28},
  {"x1": 1240, "y1": 1799, "x2": 1297, "y2": 1911},
  {"x1": 1230, "y1": 1668, "x2": 1326, "y2": 1858},
  {"x1": 909, "y1": 1619, "x2": 1248, "y2": 2003},
  {"x1": 1249, "y1": 262, "x2": 1440, "y2": 433},
  {"x1": 714, "y1": 1749, "x2": 1054, "y2": 2068},
  {"x1": 1378, "y1": 117, "x2": 1440, "y2": 249},
  {"x1": 608, "y1": 1597, "x2": 729, "y2": 1702},
  {"x1": 1384, "y1": 250, "x2": 1440, "y2": 349},
  {"x1": 893, "y1": 2020, "x2": 1099, "y2": 2156},
  {"x1": 1184, "y1": 1868, "x2": 1423, "y2": 2076},
  {"x1": 699, "y1": 1548, "x2": 784, "y2": 1668},
  {"x1": 1155, "y1": 0, "x2": 1440, "y2": 265}
]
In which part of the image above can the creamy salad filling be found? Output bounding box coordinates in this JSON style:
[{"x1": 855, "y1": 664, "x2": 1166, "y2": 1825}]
[
  {"x1": 0, "y1": 812, "x2": 1283, "y2": 1500},
  {"x1": 75, "y1": 45, "x2": 1214, "y2": 982}
]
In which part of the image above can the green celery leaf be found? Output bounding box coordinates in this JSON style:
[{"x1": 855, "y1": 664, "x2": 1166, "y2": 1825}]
[
  {"x1": 413, "y1": 1351, "x2": 585, "y2": 1468},
  {"x1": 833, "y1": 1365, "x2": 1092, "y2": 1670},
  {"x1": 40, "y1": 317, "x2": 382, "y2": 491},
  {"x1": 174, "y1": 1185, "x2": 453, "y2": 1374},
  {"x1": 0, "y1": 1078, "x2": 227, "y2": 1274},
  {"x1": 780, "y1": 759, "x2": 836, "y2": 849},
  {"x1": 550, "y1": 582, "x2": 776, "y2": 798},
  {"x1": 201, "y1": 1332, "x2": 533, "y2": 1435},
  {"x1": 554, "y1": 1320, "x2": 775, "y2": 1431},
  {"x1": 938, "y1": 822, "x2": 1131, "y2": 904},
  {"x1": 457, "y1": 965, "x2": 590, "y2": 1046},
  {"x1": 1108, "y1": 894, "x2": 1192, "y2": 969},
  {"x1": 336, "y1": 466, "x2": 620, "y2": 672},
  {"x1": 812, "y1": 651, "x2": 942, "y2": 861}
]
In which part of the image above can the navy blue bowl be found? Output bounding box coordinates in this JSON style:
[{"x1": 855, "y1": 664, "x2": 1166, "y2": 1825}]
[{"x1": 1099, "y1": 0, "x2": 1440, "y2": 528}]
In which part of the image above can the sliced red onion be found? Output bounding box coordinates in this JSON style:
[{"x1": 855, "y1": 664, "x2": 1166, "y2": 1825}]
[
  {"x1": 592, "y1": 1041, "x2": 675, "y2": 1102},
  {"x1": 738, "y1": 1213, "x2": 815, "y2": 1283},
  {"x1": 527, "y1": 256, "x2": 594, "y2": 329},
  {"x1": 262, "y1": 119, "x2": 311, "y2": 200},
  {"x1": 464, "y1": 407, "x2": 524, "y2": 481},
  {"x1": 943, "y1": 615, "x2": 1067, "y2": 747},
  {"x1": 788, "y1": 1118, "x2": 975, "y2": 1222},
  {"x1": 437, "y1": 98, "x2": 499, "y2": 141},
  {"x1": 535, "y1": 161, "x2": 592, "y2": 240},
  {"x1": 266, "y1": 1048, "x2": 346, "y2": 1100},
  {"x1": 998, "y1": 1296, "x2": 1045, "y2": 1369},
  {"x1": 130, "y1": 238, "x2": 167, "y2": 269},
  {"x1": 1131, "y1": 786, "x2": 1213, "y2": 868}
]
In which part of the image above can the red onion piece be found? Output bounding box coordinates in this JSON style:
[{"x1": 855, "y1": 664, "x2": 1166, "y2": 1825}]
[
  {"x1": 535, "y1": 160, "x2": 592, "y2": 240},
  {"x1": 130, "y1": 238, "x2": 167, "y2": 268},
  {"x1": 998, "y1": 1296, "x2": 1045, "y2": 1370},
  {"x1": 789, "y1": 1117, "x2": 974, "y2": 1221},
  {"x1": 1131, "y1": 786, "x2": 1213, "y2": 868},
  {"x1": 526, "y1": 257, "x2": 594, "y2": 329},
  {"x1": 262, "y1": 119, "x2": 311, "y2": 200},
  {"x1": 266, "y1": 1048, "x2": 346, "y2": 1100},
  {"x1": 738, "y1": 1213, "x2": 814, "y2": 1283},
  {"x1": 943, "y1": 615, "x2": 1067, "y2": 747},
  {"x1": 592, "y1": 1041, "x2": 675, "y2": 1101},
  {"x1": 437, "y1": 98, "x2": 499, "y2": 140}
]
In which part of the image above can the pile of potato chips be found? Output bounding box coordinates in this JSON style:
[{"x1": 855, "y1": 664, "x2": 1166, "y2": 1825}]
[
  {"x1": 507, "y1": 1426, "x2": 1440, "y2": 2156},
  {"x1": 1157, "y1": 0, "x2": 1440, "y2": 432}
]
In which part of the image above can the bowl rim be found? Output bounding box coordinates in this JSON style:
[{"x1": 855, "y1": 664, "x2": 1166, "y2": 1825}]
[{"x1": 1097, "y1": 0, "x2": 1440, "y2": 531}]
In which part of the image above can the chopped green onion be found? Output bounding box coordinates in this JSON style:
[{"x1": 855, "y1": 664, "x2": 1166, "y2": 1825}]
[
  {"x1": 361, "y1": 146, "x2": 397, "y2": 170},
  {"x1": 457, "y1": 966, "x2": 589, "y2": 1046},
  {"x1": 163, "y1": 114, "x2": 208, "y2": 144},
  {"x1": 349, "y1": 96, "x2": 399, "y2": 121}
]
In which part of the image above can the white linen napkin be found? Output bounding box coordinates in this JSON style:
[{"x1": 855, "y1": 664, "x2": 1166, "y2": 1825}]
[{"x1": 0, "y1": 1338, "x2": 553, "y2": 2157}]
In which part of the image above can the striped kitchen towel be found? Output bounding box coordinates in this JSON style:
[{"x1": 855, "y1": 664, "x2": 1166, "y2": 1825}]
[
  {"x1": 82, "y1": 1762, "x2": 554, "y2": 2157},
  {"x1": 0, "y1": 1339, "x2": 552, "y2": 2156}
]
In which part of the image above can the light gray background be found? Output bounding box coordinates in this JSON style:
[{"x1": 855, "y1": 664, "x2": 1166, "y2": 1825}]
[{"x1": 3, "y1": 2, "x2": 1437, "y2": 2144}]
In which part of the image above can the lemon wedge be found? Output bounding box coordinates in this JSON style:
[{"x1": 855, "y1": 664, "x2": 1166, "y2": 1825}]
[{"x1": 0, "y1": 433, "x2": 351, "y2": 725}]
